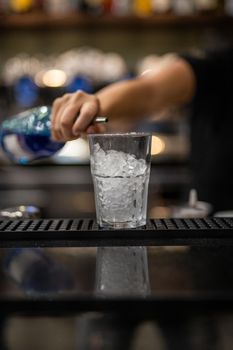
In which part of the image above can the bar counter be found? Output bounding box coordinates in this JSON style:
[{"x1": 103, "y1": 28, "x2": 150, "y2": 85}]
[{"x1": 1, "y1": 163, "x2": 233, "y2": 350}]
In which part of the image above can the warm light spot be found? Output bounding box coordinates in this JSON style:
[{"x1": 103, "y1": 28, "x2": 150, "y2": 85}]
[
  {"x1": 11, "y1": 0, "x2": 32, "y2": 12},
  {"x1": 151, "y1": 135, "x2": 165, "y2": 155},
  {"x1": 35, "y1": 69, "x2": 67, "y2": 88},
  {"x1": 42, "y1": 69, "x2": 67, "y2": 87}
]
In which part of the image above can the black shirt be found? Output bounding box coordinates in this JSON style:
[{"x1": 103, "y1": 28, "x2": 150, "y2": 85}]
[{"x1": 182, "y1": 47, "x2": 233, "y2": 212}]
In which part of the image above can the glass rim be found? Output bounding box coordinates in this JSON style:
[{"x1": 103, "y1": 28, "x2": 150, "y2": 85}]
[{"x1": 87, "y1": 132, "x2": 151, "y2": 138}]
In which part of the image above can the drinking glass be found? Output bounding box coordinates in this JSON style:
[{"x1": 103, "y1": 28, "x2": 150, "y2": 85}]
[{"x1": 88, "y1": 133, "x2": 151, "y2": 229}]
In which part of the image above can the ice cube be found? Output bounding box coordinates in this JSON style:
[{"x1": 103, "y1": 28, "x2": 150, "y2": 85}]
[{"x1": 92, "y1": 144, "x2": 147, "y2": 177}]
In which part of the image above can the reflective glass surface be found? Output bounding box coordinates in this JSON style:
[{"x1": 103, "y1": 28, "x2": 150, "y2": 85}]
[
  {"x1": 1, "y1": 246, "x2": 233, "y2": 350},
  {"x1": 0, "y1": 245, "x2": 233, "y2": 299}
]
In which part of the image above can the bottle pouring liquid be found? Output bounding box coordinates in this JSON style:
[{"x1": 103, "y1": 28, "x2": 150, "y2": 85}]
[
  {"x1": 0, "y1": 105, "x2": 107, "y2": 165},
  {"x1": 0, "y1": 106, "x2": 62, "y2": 164}
]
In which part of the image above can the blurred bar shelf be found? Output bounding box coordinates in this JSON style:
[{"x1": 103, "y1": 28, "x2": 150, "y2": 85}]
[
  {"x1": 1, "y1": 12, "x2": 233, "y2": 29},
  {"x1": 0, "y1": 164, "x2": 190, "y2": 190}
]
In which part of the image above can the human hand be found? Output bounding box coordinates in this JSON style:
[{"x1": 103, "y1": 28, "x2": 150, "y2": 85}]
[{"x1": 51, "y1": 90, "x2": 105, "y2": 141}]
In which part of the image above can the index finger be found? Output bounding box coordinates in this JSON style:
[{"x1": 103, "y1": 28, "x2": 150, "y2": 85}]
[{"x1": 72, "y1": 101, "x2": 98, "y2": 135}]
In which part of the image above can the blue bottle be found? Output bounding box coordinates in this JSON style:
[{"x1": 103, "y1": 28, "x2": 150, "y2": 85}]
[
  {"x1": 3, "y1": 248, "x2": 75, "y2": 294},
  {"x1": 0, "y1": 207, "x2": 75, "y2": 294},
  {"x1": 0, "y1": 106, "x2": 64, "y2": 164}
]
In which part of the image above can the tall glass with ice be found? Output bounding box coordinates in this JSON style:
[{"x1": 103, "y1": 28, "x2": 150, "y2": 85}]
[{"x1": 88, "y1": 133, "x2": 151, "y2": 229}]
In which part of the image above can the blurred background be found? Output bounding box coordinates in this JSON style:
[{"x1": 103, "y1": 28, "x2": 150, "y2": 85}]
[
  {"x1": 1, "y1": 2, "x2": 233, "y2": 349},
  {"x1": 0, "y1": 0, "x2": 233, "y2": 218}
]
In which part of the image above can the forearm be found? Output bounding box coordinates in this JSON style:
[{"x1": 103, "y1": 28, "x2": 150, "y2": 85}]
[
  {"x1": 51, "y1": 57, "x2": 196, "y2": 141},
  {"x1": 96, "y1": 78, "x2": 155, "y2": 122},
  {"x1": 96, "y1": 57, "x2": 196, "y2": 122}
]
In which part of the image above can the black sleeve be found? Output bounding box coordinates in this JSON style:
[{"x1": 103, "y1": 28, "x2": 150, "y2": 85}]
[{"x1": 180, "y1": 46, "x2": 233, "y2": 104}]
